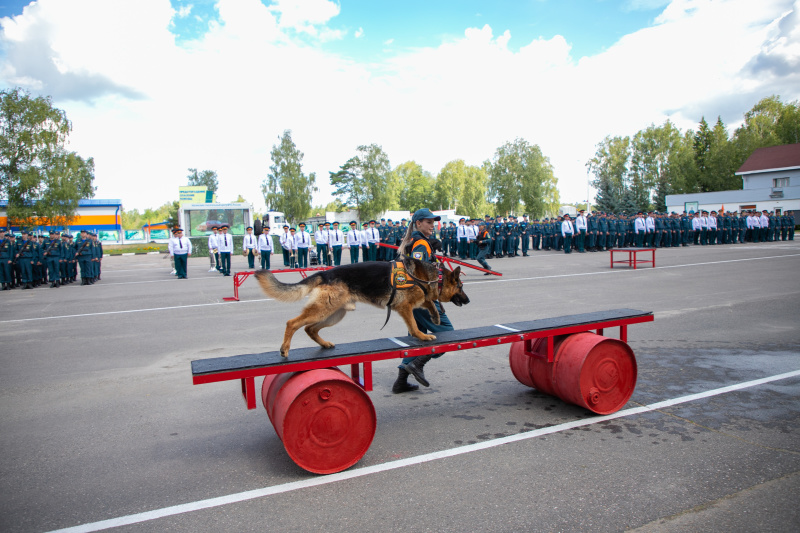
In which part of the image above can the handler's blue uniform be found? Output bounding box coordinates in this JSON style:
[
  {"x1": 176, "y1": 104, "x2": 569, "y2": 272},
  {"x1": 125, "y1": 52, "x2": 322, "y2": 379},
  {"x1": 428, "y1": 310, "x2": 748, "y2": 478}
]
[{"x1": 399, "y1": 230, "x2": 454, "y2": 368}]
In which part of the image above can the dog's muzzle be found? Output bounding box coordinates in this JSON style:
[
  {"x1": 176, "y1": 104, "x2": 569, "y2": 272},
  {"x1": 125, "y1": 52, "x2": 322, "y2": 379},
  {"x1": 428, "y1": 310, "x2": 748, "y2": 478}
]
[{"x1": 450, "y1": 292, "x2": 470, "y2": 306}]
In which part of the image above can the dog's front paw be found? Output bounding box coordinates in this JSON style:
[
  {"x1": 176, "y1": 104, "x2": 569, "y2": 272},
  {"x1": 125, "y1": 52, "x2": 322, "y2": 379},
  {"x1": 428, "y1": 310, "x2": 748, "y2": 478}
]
[
  {"x1": 321, "y1": 341, "x2": 335, "y2": 349},
  {"x1": 421, "y1": 333, "x2": 436, "y2": 342}
]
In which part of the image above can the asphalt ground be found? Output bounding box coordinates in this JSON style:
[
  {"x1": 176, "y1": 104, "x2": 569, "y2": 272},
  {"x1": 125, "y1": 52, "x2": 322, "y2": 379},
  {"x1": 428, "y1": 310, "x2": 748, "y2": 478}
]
[{"x1": 1, "y1": 241, "x2": 799, "y2": 533}]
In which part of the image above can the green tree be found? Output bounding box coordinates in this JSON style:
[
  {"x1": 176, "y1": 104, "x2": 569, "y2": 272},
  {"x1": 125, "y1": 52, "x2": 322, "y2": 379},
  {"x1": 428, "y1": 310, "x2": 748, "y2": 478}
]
[
  {"x1": 629, "y1": 121, "x2": 685, "y2": 211},
  {"x1": 486, "y1": 139, "x2": 559, "y2": 218},
  {"x1": 393, "y1": 161, "x2": 435, "y2": 212},
  {"x1": 262, "y1": 130, "x2": 317, "y2": 225},
  {"x1": 588, "y1": 135, "x2": 630, "y2": 213},
  {"x1": 331, "y1": 144, "x2": 392, "y2": 221},
  {"x1": 186, "y1": 168, "x2": 219, "y2": 192},
  {"x1": 433, "y1": 160, "x2": 489, "y2": 217},
  {"x1": 0, "y1": 87, "x2": 94, "y2": 226},
  {"x1": 775, "y1": 100, "x2": 800, "y2": 144}
]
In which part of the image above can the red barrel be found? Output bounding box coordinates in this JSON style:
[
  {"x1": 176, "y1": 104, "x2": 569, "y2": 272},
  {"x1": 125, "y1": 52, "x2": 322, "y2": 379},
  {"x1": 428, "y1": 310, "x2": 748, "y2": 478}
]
[
  {"x1": 261, "y1": 368, "x2": 376, "y2": 474},
  {"x1": 509, "y1": 332, "x2": 637, "y2": 415}
]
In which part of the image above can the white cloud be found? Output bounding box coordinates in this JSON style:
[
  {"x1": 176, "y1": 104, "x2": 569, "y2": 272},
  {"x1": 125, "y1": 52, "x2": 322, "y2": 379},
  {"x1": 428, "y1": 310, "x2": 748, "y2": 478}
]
[
  {"x1": 1, "y1": 0, "x2": 798, "y2": 212},
  {"x1": 355, "y1": 26, "x2": 363, "y2": 38}
]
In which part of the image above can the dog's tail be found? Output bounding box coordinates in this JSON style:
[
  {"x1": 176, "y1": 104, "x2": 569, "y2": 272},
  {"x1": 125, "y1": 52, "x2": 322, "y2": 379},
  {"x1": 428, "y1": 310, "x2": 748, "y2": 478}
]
[{"x1": 253, "y1": 270, "x2": 322, "y2": 302}]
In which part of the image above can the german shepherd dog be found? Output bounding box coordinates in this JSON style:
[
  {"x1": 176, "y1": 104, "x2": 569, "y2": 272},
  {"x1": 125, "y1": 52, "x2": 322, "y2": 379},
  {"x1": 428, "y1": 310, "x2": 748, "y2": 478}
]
[{"x1": 254, "y1": 258, "x2": 470, "y2": 357}]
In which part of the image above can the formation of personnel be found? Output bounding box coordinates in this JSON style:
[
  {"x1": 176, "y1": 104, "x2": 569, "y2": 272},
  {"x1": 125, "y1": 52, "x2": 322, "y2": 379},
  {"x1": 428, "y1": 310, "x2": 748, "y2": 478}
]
[
  {"x1": 1, "y1": 228, "x2": 103, "y2": 290},
  {"x1": 435, "y1": 210, "x2": 795, "y2": 256},
  {"x1": 274, "y1": 218, "x2": 411, "y2": 268}
]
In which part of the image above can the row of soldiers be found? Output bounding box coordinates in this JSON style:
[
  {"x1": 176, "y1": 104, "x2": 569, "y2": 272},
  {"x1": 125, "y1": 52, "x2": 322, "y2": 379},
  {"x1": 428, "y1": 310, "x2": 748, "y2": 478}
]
[
  {"x1": 0, "y1": 228, "x2": 103, "y2": 290},
  {"x1": 436, "y1": 210, "x2": 796, "y2": 258}
]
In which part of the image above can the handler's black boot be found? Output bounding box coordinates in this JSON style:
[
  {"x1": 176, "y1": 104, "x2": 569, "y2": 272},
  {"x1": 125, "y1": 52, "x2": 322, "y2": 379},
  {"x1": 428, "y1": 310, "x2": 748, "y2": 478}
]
[
  {"x1": 392, "y1": 368, "x2": 419, "y2": 394},
  {"x1": 402, "y1": 355, "x2": 432, "y2": 387}
]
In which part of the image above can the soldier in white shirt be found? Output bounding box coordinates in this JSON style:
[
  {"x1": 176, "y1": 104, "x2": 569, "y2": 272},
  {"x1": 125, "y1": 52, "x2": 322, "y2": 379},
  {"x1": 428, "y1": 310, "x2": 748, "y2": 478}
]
[
  {"x1": 295, "y1": 223, "x2": 311, "y2": 268},
  {"x1": 279, "y1": 225, "x2": 292, "y2": 266},
  {"x1": 217, "y1": 225, "x2": 233, "y2": 276},
  {"x1": 285, "y1": 227, "x2": 297, "y2": 268},
  {"x1": 257, "y1": 226, "x2": 273, "y2": 270},
  {"x1": 634, "y1": 212, "x2": 646, "y2": 247},
  {"x1": 699, "y1": 211, "x2": 709, "y2": 245},
  {"x1": 759, "y1": 210, "x2": 770, "y2": 242},
  {"x1": 561, "y1": 214, "x2": 575, "y2": 254},
  {"x1": 346, "y1": 221, "x2": 361, "y2": 264},
  {"x1": 314, "y1": 224, "x2": 329, "y2": 266},
  {"x1": 644, "y1": 212, "x2": 655, "y2": 247},
  {"x1": 692, "y1": 213, "x2": 702, "y2": 245},
  {"x1": 707, "y1": 211, "x2": 718, "y2": 245},
  {"x1": 456, "y1": 218, "x2": 468, "y2": 259},
  {"x1": 169, "y1": 228, "x2": 192, "y2": 279},
  {"x1": 575, "y1": 209, "x2": 588, "y2": 253},
  {"x1": 360, "y1": 222, "x2": 370, "y2": 261},
  {"x1": 366, "y1": 220, "x2": 380, "y2": 261},
  {"x1": 328, "y1": 221, "x2": 344, "y2": 266},
  {"x1": 208, "y1": 226, "x2": 220, "y2": 272},
  {"x1": 242, "y1": 226, "x2": 258, "y2": 268}
]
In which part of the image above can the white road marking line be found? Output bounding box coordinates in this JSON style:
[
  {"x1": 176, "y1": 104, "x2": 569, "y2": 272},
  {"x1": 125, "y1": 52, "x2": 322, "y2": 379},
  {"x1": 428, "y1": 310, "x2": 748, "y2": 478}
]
[
  {"x1": 464, "y1": 253, "x2": 800, "y2": 285},
  {"x1": 8, "y1": 253, "x2": 798, "y2": 323},
  {"x1": 0, "y1": 299, "x2": 273, "y2": 324},
  {"x1": 387, "y1": 337, "x2": 410, "y2": 347},
  {"x1": 47, "y1": 368, "x2": 800, "y2": 533}
]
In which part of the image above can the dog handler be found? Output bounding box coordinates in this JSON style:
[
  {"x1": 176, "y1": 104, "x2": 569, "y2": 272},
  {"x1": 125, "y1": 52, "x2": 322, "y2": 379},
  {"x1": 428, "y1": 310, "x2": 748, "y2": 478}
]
[{"x1": 393, "y1": 208, "x2": 455, "y2": 393}]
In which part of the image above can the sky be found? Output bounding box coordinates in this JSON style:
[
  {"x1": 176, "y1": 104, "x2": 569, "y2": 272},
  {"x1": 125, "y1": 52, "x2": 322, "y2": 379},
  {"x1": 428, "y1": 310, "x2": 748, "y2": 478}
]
[{"x1": 1, "y1": 0, "x2": 799, "y2": 213}]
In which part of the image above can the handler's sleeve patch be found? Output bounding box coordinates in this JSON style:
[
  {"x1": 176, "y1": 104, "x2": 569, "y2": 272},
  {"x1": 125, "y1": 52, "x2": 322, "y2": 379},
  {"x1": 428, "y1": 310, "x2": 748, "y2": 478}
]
[{"x1": 413, "y1": 252, "x2": 423, "y2": 259}]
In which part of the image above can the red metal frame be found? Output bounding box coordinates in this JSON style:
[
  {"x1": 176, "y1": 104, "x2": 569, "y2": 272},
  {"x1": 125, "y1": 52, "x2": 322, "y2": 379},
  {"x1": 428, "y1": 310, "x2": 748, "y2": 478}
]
[
  {"x1": 379, "y1": 243, "x2": 502, "y2": 276},
  {"x1": 194, "y1": 314, "x2": 653, "y2": 410},
  {"x1": 223, "y1": 266, "x2": 333, "y2": 301},
  {"x1": 609, "y1": 248, "x2": 656, "y2": 270}
]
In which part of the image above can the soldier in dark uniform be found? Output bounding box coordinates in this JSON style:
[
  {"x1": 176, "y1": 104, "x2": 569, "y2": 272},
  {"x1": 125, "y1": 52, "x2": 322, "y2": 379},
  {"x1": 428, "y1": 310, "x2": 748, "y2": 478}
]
[
  {"x1": 0, "y1": 228, "x2": 13, "y2": 290},
  {"x1": 92, "y1": 232, "x2": 103, "y2": 281},
  {"x1": 596, "y1": 213, "x2": 607, "y2": 251},
  {"x1": 75, "y1": 229, "x2": 95, "y2": 285},
  {"x1": 519, "y1": 215, "x2": 530, "y2": 256},
  {"x1": 43, "y1": 230, "x2": 63, "y2": 287},
  {"x1": 788, "y1": 211, "x2": 795, "y2": 240},
  {"x1": 15, "y1": 231, "x2": 35, "y2": 289},
  {"x1": 531, "y1": 218, "x2": 541, "y2": 251}
]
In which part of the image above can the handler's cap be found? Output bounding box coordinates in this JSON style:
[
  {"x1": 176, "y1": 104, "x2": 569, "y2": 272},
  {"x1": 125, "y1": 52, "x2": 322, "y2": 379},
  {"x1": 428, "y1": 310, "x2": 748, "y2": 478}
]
[{"x1": 412, "y1": 208, "x2": 441, "y2": 222}]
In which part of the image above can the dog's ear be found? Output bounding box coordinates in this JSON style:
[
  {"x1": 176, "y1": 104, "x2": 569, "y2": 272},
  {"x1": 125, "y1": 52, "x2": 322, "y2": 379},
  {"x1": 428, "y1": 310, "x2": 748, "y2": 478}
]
[{"x1": 453, "y1": 266, "x2": 461, "y2": 277}]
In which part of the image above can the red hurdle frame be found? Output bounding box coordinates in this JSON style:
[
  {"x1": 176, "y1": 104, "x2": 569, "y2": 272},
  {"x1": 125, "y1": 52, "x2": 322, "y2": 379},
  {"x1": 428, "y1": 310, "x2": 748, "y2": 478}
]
[
  {"x1": 194, "y1": 313, "x2": 653, "y2": 410},
  {"x1": 609, "y1": 248, "x2": 656, "y2": 270}
]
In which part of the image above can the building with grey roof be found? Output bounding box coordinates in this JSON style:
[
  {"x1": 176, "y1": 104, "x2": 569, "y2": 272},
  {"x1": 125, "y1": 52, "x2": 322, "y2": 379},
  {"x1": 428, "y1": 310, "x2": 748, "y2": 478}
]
[{"x1": 666, "y1": 143, "x2": 799, "y2": 214}]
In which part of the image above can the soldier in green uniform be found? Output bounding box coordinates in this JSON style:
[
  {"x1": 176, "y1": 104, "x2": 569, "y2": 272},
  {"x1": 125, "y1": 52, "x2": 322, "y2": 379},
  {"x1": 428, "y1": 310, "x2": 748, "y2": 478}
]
[
  {"x1": 0, "y1": 228, "x2": 13, "y2": 290},
  {"x1": 75, "y1": 229, "x2": 95, "y2": 285},
  {"x1": 15, "y1": 231, "x2": 35, "y2": 289},
  {"x1": 43, "y1": 230, "x2": 63, "y2": 287}
]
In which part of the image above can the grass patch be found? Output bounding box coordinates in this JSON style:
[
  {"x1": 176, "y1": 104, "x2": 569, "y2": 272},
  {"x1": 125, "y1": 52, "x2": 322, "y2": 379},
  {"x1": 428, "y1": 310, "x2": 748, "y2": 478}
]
[{"x1": 103, "y1": 243, "x2": 168, "y2": 254}]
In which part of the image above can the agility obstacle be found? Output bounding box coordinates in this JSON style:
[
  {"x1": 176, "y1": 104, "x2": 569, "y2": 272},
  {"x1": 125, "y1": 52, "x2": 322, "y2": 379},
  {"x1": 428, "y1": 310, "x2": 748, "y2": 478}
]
[
  {"x1": 191, "y1": 308, "x2": 653, "y2": 474},
  {"x1": 223, "y1": 266, "x2": 333, "y2": 302}
]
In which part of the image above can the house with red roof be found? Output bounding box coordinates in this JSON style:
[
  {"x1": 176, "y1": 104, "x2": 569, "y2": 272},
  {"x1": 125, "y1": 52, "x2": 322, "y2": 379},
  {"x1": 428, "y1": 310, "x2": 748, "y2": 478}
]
[{"x1": 666, "y1": 143, "x2": 800, "y2": 215}]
